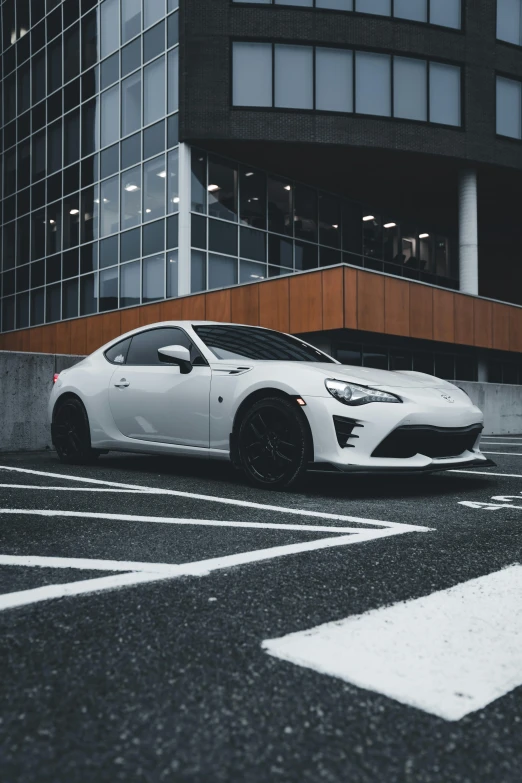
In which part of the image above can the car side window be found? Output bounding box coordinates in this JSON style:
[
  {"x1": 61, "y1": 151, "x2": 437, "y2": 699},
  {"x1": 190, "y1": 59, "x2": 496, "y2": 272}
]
[
  {"x1": 104, "y1": 337, "x2": 132, "y2": 365},
  {"x1": 126, "y1": 327, "x2": 206, "y2": 366}
]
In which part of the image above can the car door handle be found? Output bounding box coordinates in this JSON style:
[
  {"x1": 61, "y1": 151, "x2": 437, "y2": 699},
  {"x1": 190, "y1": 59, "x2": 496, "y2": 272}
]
[{"x1": 114, "y1": 379, "x2": 130, "y2": 388}]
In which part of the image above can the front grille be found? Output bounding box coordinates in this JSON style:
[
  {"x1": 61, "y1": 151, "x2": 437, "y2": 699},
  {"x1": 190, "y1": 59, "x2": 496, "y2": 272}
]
[
  {"x1": 333, "y1": 416, "x2": 363, "y2": 448},
  {"x1": 372, "y1": 424, "x2": 483, "y2": 459}
]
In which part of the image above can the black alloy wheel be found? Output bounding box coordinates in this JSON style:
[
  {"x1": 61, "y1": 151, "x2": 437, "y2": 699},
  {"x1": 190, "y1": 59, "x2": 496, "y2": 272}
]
[
  {"x1": 237, "y1": 396, "x2": 310, "y2": 489},
  {"x1": 52, "y1": 397, "x2": 99, "y2": 465}
]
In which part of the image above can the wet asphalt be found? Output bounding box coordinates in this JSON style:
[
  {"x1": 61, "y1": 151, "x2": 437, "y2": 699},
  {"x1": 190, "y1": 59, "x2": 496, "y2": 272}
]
[{"x1": 0, "y1": 442, "x2": 521, "y2": 783}]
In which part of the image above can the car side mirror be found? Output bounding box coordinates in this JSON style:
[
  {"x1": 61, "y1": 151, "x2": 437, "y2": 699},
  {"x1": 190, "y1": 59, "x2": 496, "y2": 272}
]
[{"x1": 158, "y1": 344, "x2": 192, "y2": 373}]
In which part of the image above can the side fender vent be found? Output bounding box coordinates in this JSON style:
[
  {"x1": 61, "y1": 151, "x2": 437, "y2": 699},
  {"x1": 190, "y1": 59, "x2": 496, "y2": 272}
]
[{"x1": 333, "y1": 416, "x2": 364, "y2": 448}]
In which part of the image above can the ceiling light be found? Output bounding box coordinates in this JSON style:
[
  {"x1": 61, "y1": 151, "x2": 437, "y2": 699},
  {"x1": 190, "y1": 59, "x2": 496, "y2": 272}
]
[
  {"x1": 252, "y1": 197, "x2": 259, "y2": 201},
  {"x1": 245, "y1": 171, "x2": 254, "y2": 177},
  {"x1": 125, "y1": 184, "x2": 139, "y2": 192},
  {"x1": 332, "y1": 224, "x2": 338, "y2": 229},
  {"x1": 284, "y1": 185, "x2": 291, "y2": 191},
  {"x1": 94, "y1": 199, "x2": 100, "y2": 204},
  {"x1": 363, "y1": 215, "x2": 375, "y2": 222},
  {"x1": 419, "y1": 233, "x2": 430, "y2": 238},
  {"x1": 69, "y1": 209, "x2": 79, "y2": 215},
  {"x1": 249, "y1": 274, "x2": 263, "y2": 279},
  {"x1": 157, "y1": 171, "x2": 166, "y2": 178},
  {"x1": 103, "y1": 198, "x2": 109, "y2": 203},
  {"x1": 384, "y1": 222, "x2": 396, "y2": 229},
  {"x1": 146, "y1": 208, "x2": 152, "y2": 213},
  {"x1": 49, "y1": 219, "x2": 55, "y2": 224},
  {"x1": 208, "y1": 184, "x2": 220, "y2": 192},
  {"x1": 172, "y1": 197, "x2": 180, "y2": 203}
]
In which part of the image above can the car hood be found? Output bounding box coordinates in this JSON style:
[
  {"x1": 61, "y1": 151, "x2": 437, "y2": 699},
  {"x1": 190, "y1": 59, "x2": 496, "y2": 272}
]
[{"x1": 303, "y1": 364, "x2": 454, "y2": 389}]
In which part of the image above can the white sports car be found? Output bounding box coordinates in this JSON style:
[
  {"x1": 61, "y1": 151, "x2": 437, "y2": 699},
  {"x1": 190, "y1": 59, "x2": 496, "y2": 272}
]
[{"x1": 49, "y1": 321, "x2": 491, "y2": 489}]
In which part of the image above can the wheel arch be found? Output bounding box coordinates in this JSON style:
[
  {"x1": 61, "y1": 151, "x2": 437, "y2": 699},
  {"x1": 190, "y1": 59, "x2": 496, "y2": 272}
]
[
  {"x1": 230, "y1": 388, "x2": 314, "y2": 467},
  {"x1": 52, "y1": 391, "x2": 87, "y2": 422}
]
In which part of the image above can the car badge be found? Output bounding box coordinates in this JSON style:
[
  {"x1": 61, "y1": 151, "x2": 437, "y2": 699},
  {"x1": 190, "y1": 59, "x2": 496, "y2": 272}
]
[{"x1": 440, "y1": 393, "x2": 454, "y2": 403}]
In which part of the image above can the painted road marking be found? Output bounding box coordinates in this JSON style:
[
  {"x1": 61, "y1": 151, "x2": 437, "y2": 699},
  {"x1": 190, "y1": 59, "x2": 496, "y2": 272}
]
[
  {"x1": 451, "y1": 470, "x2": 522, "y2": 479},
  {"x1": 0, "y1": 507, "x2": 428, "y2": 534},
  {"x1": 479, "y1": 442, "x2": 522, "y2": 446},
  {"x1": 482, "y1": 452, "x2": 522, "y2": 456},
  {"x1": 0, "y1": 527, "x2": 415, "y2": 613},
  {"x1": 0, "y1": 465, "x2": 422, "y2": 530},
  {"x1": 263, "y1": 565, "x2": 522, "y2": 722},
  {"x1": 0, "y1": 485, "x2": 152, "y2": 493}
]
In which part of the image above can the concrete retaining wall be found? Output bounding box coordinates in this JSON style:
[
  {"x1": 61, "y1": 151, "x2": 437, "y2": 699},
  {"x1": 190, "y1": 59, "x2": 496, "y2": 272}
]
[
  {"x1": 457, "y1": 381, "x2": 522, "y2": 436},
  {"x1": 0, "y1": 351, "x2": 84, "y2": 452},
  {"x1": 1, "y1": 352, "x2": 521, "y2": 451}
]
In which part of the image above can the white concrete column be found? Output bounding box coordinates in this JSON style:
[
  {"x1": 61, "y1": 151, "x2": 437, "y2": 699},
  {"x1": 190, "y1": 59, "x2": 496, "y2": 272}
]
[
  {"x1": 177, "y1": 142, "x2": 192, "y2": 297},
  {"x1": 458, "y1": 168, "x2": 479, "y2": 295}
]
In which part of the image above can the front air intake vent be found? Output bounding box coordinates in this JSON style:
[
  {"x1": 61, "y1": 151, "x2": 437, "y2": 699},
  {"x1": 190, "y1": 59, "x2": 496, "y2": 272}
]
[
  {"x1": 372, "y1": 424, "x2": 483, "y2": 459},
  {"x1": 333, "y1": 416, "x2": 363, "y2": 448}
]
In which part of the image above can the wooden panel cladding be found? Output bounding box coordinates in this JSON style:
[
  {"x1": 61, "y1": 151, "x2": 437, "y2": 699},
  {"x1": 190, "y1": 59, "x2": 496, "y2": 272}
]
[
  {"x1": 454, "y1": 295, "x2": 474, "y2": 346},
  {"x1": 343, "y1": 267, "x2": 357, "y2": 330},
  {"x1": 492, "y1": 303, "x2": 510, "y2": 352},
  {"x1": 289, "y1": 273, "x2": 323, "y2": 334},
  {"x1": 473, "y1": 298, "x2": 492, "y2": 349},
  {"x1": 4, "y1": 268, "x2": 522, "y2": 358},
  {"x1": 358, "y1": 271, "x2": 385, "y2": 334},
  {"x1": 384, "y1": 277, "x2": 410, "y2": 337},
  {"x1": 205, "y1": 289, "x2": 232, "y2": 323},
  {"x1": 509, "y1": 306, "x2": 522, "y2": 353},
  {"x1": 432, "y1": 289, "x2": 455, "y2": 343},
  {"x1": 258, "y1": 278, "x2": 290, "y2": 333},
  {"x1": 230, "y1": 284, "x2": 259, "y2": 326},
  {"x1": 409, "y1": 284, "x2": 433, "y2": 340}
]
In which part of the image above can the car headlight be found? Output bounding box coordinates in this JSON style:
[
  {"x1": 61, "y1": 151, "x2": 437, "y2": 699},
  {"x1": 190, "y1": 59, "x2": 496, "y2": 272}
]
[{"x1": 325, "y1": 378, "x2": 402, "y2": 406}]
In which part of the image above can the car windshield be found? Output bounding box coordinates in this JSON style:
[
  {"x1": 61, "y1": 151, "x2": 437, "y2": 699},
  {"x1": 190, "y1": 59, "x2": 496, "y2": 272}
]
[{"x1": 193, "y1": 325, "x2": 336, "y2": 362}]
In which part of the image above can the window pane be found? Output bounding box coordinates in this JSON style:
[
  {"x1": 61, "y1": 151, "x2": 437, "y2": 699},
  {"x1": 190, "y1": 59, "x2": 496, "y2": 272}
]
[
  {"x1": 143, "y1": 156, "x2": 166, "y2": 220},
  {"x1": 394, "y1": 0, "x2": 427, "y2": 21},
  {"x1": 319, "y1": 195, "x2": 341, "y2": 248},
  {"x1": 121, "y1": 165, "x2": 142, "y2": 229},
  {"x1": 100, "y1": 176, "x2": 120, "y2": 236},
  {"x1": 316, "y1": 48, "x2": 353, "y2": 112},
  {"x1": 99, "y1": 267, "x2": 118, "y2": 311},
  {"x1": 143, "y1": 254, "x2": 165, "y2": 302},
  {"x1": 240, "y1": 260, "x2": 266, "y2": 284},
  {"x1": 122, "y1": 38, "x2": 141, "y2": 76},
  {"x1": 167, "y1": 250, "x2": 178, "y2": 298},
  {"x1": 393, "y1": 57, "x2": 427, "y2": 121},
  {"x1": 121, "y1": 228, "x2": 141, "y2": 261},
  {"x1": 144, "y1": 21, "x2": 165, "y2": 63},
  {"x1": 430, "y1": 0, "x2": 461, "y2": 28},
  {"x1": 496, "y1": 77, "x2": 522, "y2": 139},
  {"x1": 429, "y1": 62, "x2": 461, "y2": 126},
  {"x1": 208, "y1": 158, "x2": 238, "y2": 221},
  {"x1": 31, "y1": 289, "x2": 45, "y2": 325},
  {"x1": 80, "y1": 272, "x2": 98, "y2": 315},
  {"x1": 497, "y1": 0, "x2": 522, "y2": 45},
  {"x1": 143, "y1": 219, "x2": 165, "y2": 256},
  {"x1": 122, "y1": 72, "x2": 142, "y2": 136},
  {"x1": 100, "y1": 0, "x2": 119, "y2": 58},
  {"x1": 268, "y1": 178, "x2": 293, "y2": 236},
  {"x1": 355, "y1": 0, "x2": 391, "y2": 15},
  {"x1": 144, "y1": 56, "x2": 166, "y2": 124},
  {"x1": 101, "y1": 84, "x2": 120, "y2": 147},
  {"x1": 269, "y1": 234, "x2": 294, "y2": 268},
  {"x1": 275, "y1": 45, "x2": 313, "y2": 109},
  {"x1": 294, "y1": 186, "x2": 317, "y2": 242},
  {"x1": 122, "y1": 0, "x2": 141, "y2": 43},
  {"x1": 167, "y1": 149, "x2": 179, "y2": 213},
  {"x1": 355, "y1": 52, "x2": 391, "y2": 116},
  {"x1": 208, "y1": 254, "x2": 237, "y2": 290},
  {"x1": 239, "y1": 168, "x2": 267, "y2": 229},
  {"x1": 233, "y1": 43, "x2": 272, "y2": 107},
  {"x1": 208, "y1": 220, "x2": 238, "y2": 256},
  {"x1": 145, "y1": 0, "x2": 165, "y2": 28},
  {"x1": 167, "y1": 47, "x2": 179, "y2": 113},
  {"x1": 317, "y1": 0, "x2": 353, "y2": 9},
  {"x1": 191, "y1": 250, "x2": 207, "y2": 293},
  {"x1": 63, "y1": 279, "x2": 79, "y2": 319},
  {"x1": 240, "y1": 226, "x2": 266, "y2": 262}
]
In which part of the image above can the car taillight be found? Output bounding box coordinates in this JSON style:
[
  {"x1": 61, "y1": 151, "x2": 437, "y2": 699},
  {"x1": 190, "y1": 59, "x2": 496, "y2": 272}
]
[{"x1": 53, "y1": 373, "x2": 60, "y2": 384}]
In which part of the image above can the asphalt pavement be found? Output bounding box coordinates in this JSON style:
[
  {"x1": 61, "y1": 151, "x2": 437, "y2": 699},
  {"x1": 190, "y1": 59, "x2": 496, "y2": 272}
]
[{"x1": 1, "y1": 440, "x2": 522, "y2": 782}]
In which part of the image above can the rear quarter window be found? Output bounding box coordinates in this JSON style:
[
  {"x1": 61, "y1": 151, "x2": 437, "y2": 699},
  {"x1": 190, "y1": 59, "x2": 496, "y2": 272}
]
[{"x1": 104, "y1": 337, "x2": 132, "y2": 365}]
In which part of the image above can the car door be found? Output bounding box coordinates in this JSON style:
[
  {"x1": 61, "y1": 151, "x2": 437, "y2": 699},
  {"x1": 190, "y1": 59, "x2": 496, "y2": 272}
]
[{"x1": 108, "y1": 326, "x2": 211, "y2": 447}]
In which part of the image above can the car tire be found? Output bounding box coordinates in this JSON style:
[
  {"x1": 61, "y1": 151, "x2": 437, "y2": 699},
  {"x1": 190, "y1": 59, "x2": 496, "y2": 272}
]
[
  {"x1": 237, "y1": 396, "x2": 311, "y2": 490},
  {"x1": 52, "y1": 397, "x2": 100, "y2": 465}
]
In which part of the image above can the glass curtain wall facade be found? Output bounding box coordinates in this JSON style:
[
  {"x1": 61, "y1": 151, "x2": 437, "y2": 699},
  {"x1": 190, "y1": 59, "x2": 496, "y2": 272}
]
[
  {"x1": 0, "y1": 0, "x2": 180, "y2": 333},
  {"x1": 189, "y1": 148, "x2": 458, "y2": 295}
]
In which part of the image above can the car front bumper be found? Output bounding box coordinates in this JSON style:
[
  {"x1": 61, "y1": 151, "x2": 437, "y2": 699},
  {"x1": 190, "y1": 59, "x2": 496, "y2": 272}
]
[{"x1": 302, "y1": 390, "x2": 489, "y2": 473}]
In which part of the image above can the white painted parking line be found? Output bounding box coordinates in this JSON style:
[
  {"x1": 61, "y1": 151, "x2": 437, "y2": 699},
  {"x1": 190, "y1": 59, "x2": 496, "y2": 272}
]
[
  {"x1": 0, "y1": 527, "x2": 409, "y2": 613},
  {"x1": 0, "y1": 465, "x2": 425, "y2": 530},
  {"x1": 451, "y1": 470, "x2": 522, "y2": 479},
  {"x1": 263, "y1": 565, "x2": 522, "y2": 722},
  {"x1": 0, "y1": 485, "x2": 149, "y2": 493},
  {"x1": 479, "y1": 443, "x2": 522, "y2": 446},
  {"x1": 0, "y1": 507, "x2": 384, "y2": 534},
  {"x1": 482, "y1": 452, "x2": 522, "y2": 456}
]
